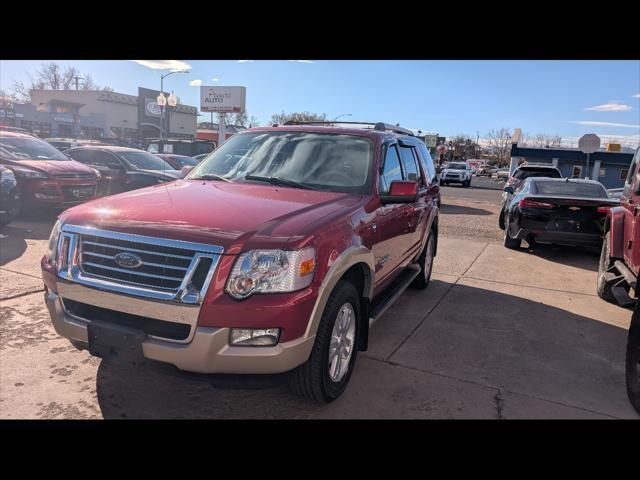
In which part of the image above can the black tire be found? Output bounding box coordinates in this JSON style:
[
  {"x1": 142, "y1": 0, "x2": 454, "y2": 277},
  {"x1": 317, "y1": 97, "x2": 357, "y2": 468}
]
[
  {"x1": 498, "y1": 208, "x2": 506, "y2": 230},
  {"x1": 503, "y1": 215, "x2": 521, "y2": 249},
  {"x1": 464, "y1": 179, "x2": 471, "y2": 188},
  {"x1": 626, "y1": 303, "x2": 640, "y2": 415},
  {"x1": 597, "y1": 229, "x2": 616, "y2": 303},
  {"x1": 289, "y1": 280, "x2": 360, "y2": 403},
  {"x1": 411, "y1": 232, "x2": 435, "y2": 289}
]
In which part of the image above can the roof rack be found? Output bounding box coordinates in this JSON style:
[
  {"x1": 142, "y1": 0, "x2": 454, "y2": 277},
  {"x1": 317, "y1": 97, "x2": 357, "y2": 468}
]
[{"x1": 282, "y1": 120, "x2": 414, "y2": 136}]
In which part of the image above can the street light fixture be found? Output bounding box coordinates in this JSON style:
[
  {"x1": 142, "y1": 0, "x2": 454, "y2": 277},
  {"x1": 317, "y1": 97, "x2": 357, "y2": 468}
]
[
  {"x1": 157, "y1": 69, "x2": 189, "y2": 139},
  {"x1": 334, "y1": 113, "x2": 352, "y2": 122}
]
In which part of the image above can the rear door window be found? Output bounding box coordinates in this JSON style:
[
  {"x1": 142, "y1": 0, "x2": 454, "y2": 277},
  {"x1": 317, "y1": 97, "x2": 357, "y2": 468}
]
[
  {"x1": 379, "y1": 145, "x2": 404, "y2": 194},
  {"x1": 399, "y1": 146, "x2": 422, "y2": 184},
  {"x1": 415, "y1": 143, "x2": 437, "y2": 183}
]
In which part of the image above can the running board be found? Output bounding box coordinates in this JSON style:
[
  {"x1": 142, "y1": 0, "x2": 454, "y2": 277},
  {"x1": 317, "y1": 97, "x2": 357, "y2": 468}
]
[
  {"x1": 613, "y1": 260, "x2": 637, "y2": 290},
  {"x1": 369, "y1": 264, "x2": 420, "y2": 327}
]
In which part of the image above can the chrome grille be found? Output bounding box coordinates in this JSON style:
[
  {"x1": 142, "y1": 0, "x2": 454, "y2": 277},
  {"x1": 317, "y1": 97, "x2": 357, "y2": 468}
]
[
  {"x1": 53, "y1": 173, "x2": 96, "y2": 180},
  {"x1": 79, "y1": 234, "x2": 192, "y2": 291},
  {"x1": 56, "y1": 225, "x2": 223, "y2": 304}
]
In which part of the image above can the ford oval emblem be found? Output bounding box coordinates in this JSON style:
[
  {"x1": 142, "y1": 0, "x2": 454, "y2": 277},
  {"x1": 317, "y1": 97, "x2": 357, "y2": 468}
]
[{"x1": 114, "y1": 252, "x2": 143, "y2": 269}]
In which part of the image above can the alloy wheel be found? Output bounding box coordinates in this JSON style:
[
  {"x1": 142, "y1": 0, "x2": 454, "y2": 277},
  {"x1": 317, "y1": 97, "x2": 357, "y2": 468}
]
[{"x1": 328, "y1": 303, "x2": 356, "y2": 382}]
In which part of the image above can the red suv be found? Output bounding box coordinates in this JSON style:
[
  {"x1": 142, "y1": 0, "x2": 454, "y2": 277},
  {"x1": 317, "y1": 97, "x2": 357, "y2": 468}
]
[
  {"x1": 0, "y1": 132, "x2": 98, "y2": 208},
  {"x1": 597, "y1": 147, "x2": 640, "y2": 414},
  {"x1": 41, "y1": 122, "x2": 440, "y2": 402}
]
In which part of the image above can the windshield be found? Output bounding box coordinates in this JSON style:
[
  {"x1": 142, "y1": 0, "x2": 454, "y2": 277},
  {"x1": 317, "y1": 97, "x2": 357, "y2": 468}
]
[
  {"x1": 534, "y1": 181, "x2": 607, "y2": 198},
  {"x1": 0, "y1": 135, "x2": 70, "y2": 161},
  {"x1": 514, "y1": 168, "x2": 561, "y2": 180},
  {"x1": 188, "y1": 131, "x2": 374, "y2": 194},
  {"x1": 447, "y1": 163, "x2": 466, "y2": 170},
  {"x1": 119, "y1": 150, "x2": 176, "y2": 170}
]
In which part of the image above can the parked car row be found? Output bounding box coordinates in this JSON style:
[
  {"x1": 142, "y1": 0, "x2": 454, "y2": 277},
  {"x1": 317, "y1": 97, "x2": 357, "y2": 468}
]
[
  {"x1": 0, "y1": 131, "x2": 205, "y2": 226},
  {"x1": 496, "y1": 153, "x2": 640, "y2": 415}
]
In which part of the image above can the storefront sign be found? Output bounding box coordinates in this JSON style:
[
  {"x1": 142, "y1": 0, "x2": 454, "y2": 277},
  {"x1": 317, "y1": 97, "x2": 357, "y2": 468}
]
[
  {"x1": 145, "y1": 99, "x2": 162, "y2": 117},
  {"x1": 200, "y1": 86, "x2": 246, "y2": 113}
]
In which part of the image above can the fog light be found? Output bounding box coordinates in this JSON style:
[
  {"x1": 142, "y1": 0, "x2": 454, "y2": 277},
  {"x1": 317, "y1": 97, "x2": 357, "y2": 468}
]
[{"x1": 230, "y1": 328, "x2": 280, "y2": 346}]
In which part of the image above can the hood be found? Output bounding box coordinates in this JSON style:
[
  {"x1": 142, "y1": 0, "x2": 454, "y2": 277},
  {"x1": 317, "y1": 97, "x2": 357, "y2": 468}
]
[
  {"x1": 7, "y1": 159, "x2": 95, "y2": 175},
  {"x1": 59, "y1": 180, "x2": 364, "y2": 253}
]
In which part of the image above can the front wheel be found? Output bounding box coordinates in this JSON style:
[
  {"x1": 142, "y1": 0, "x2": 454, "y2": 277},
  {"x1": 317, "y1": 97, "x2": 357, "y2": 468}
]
[
  {"x1": 289, "y1": 280, "x2": 360, "y2": 403},
  {"x1": 597, "y1": 230, "x2": 615, "y2": 303},
  {"x1": 627, "y1": 304, "x2": 640, "y2": 415},
  {"x1": 411, "y1": 232, "x2": 435, "y2": 289}
]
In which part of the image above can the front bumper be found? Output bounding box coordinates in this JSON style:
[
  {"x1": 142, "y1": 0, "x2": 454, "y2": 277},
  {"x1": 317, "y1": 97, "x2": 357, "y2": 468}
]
[
  {"x1": 44, "y1": 285, "x2": 315, "y2": 374},
  {"x1": 21, "y1": 179, "x2": 97, "y2": 206}
]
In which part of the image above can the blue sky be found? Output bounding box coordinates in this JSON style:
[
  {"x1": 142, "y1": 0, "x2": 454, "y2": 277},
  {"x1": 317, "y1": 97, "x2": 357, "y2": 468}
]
[{"x1": 1, "y1": 59, "x2": 639, "y2": 146}]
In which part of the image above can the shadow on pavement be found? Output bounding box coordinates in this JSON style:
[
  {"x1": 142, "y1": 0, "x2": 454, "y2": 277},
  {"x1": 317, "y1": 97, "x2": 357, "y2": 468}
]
[
  {"x1": 93, "y1": 281, "x2": 636, "y2": 419},
  {"x1": 0, "y1": 210, "x2": 58, "y2": 267},
  {"x1": 522, "y1": 242, "x2": 600, "y2": 273},
  {"x1": 440, "y1": 204, "x2": 493, "y2": 216}
]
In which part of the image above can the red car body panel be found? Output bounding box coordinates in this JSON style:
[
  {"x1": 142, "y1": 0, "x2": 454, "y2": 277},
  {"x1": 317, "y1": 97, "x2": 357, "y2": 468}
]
[{"x1": 607, "y1": 205, "x2": 627, "y2": 259}]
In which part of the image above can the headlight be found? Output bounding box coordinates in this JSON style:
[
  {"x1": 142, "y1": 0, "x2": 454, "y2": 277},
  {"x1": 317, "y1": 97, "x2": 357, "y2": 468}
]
[
  {"x1": 47, "y1": 220, "x2": 62, "y2": 266},
  {"x1": 11, "y1": 166, "x2": 49, "y2": 179},
  {"x1": 226, "y1": 247, "x2": 316, "y2": 299},
  {"x1": 0, "y1": 169, "x2": 16, "y2": 183}
]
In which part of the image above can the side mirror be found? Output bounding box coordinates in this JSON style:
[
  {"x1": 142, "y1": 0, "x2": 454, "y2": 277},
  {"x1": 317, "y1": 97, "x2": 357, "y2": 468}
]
[
  {"x1": 380, "y1": 180, "x2": 419, "y2": 204},
  {"x1": 503, "y1": 186, "x2": 514, "y2": 194},
  {"x1": 181, "y1": 166, "x2": 194, "y2": 178}
]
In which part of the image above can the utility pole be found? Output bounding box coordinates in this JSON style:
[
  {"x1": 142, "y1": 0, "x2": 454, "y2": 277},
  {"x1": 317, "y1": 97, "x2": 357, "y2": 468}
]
[{"x1": 71, "y1": 76, "x2": 84, "y2": 91}]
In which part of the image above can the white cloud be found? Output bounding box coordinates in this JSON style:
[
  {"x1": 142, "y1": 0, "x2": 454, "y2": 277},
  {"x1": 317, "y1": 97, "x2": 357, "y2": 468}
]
[
  {"x1": 634, "y1": 93, "x2": 640, "y2": 99},
  {"x1": 237, "y1": 60, "x2": 253, "y2": 63},
  {"x1": 189, "y1": 79, "x2": 202, "y2": 87},
  {"x1": 289, "y1": 60, "x2": 314, "y2": 63},
  {"x1": 585, "y1": 102, "x2": 632, "y2": 112},
  {"x1": 211, "y1": 77, "x2": 220, "y2": 82},
  {"x1": 131, "y1": 60, "x2": 191, "y2": 71},
  {"x1": 571, "y1": 120, "x2": 640, "y2": 129}
]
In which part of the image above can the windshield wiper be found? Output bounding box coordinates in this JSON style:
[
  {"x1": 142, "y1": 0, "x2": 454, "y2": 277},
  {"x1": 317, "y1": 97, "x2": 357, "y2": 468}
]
[
  {"x1": 191, "y1": 173, "x2": 233, "y2": 183},
  {"x1": 244, "y1": 175, "x2": 318, "y2": 190}
]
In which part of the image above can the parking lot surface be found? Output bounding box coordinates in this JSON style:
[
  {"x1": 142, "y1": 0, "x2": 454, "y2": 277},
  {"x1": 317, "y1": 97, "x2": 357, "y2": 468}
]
[{"x1": 1, "y1": 179, "x2": 637, "y2": 419}]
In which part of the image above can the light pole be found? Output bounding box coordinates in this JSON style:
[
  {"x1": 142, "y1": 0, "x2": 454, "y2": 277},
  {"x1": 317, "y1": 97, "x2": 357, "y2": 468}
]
[
  {"x1": 334, "y1": 113, "x2": 352, "y2": 122},
  {"x1": 157, "y1": 70, "x2": 188, "y2": 139}
]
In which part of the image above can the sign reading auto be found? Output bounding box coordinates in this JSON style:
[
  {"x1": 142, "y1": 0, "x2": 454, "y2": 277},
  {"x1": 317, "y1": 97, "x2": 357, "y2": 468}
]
[{"x1": 200, "y1": 86, "x2": 246, "y2": 113}]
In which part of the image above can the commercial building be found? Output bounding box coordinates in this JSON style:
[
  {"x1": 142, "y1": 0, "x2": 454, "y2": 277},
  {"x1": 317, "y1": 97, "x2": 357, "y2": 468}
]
[
  {"x1": 510, "y1": 142, "x2": 635, "y2": 189},
  {"x1": 1, "y1": 88, "x2": 197, "y2": 143}
]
